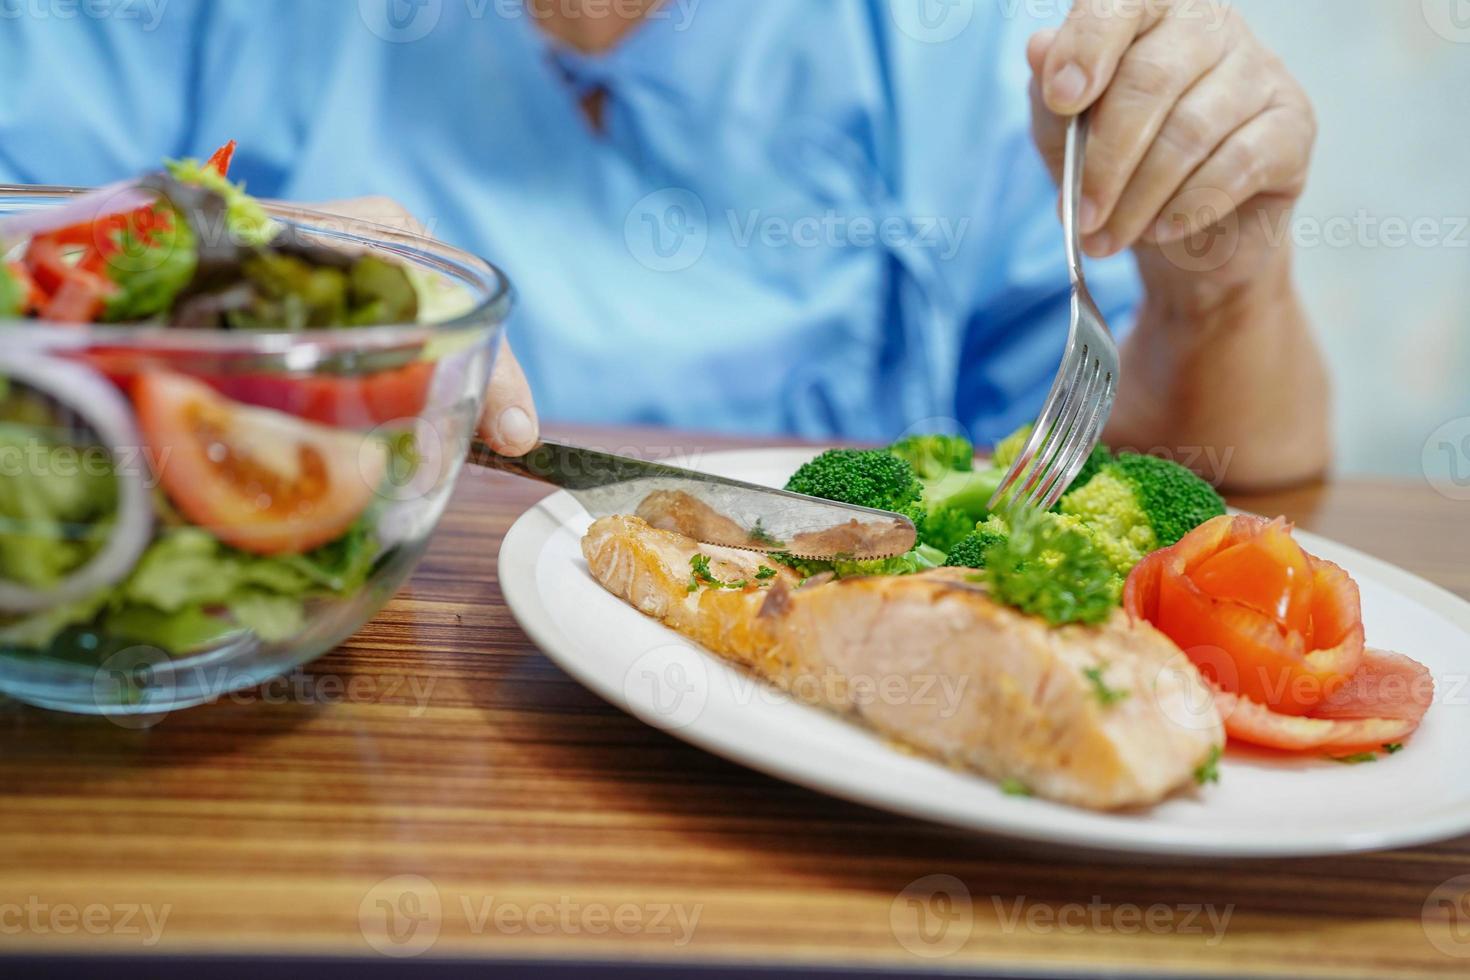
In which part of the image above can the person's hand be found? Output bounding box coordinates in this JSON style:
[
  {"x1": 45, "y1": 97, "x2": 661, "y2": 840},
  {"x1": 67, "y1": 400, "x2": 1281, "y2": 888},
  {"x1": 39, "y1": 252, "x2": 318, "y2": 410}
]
[
  {"x1": 1027, "y1": 1, "x2": 1315, "y2": 302},
  {"x1": 310, "y1": 197, "x2": 540, "y2": 455}
]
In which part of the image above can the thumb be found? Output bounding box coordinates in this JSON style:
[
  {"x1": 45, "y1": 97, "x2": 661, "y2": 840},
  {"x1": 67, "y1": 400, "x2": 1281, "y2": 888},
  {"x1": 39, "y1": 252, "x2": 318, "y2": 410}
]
[{"x1": 477, "y1": 337, "x2": 540, "y2": 456}]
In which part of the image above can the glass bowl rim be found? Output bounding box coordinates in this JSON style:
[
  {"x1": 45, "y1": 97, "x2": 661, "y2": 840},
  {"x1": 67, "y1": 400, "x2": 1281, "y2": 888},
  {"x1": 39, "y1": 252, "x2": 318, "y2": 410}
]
[{"x1": 0, "y1": 183, "x2": 514, "y2": 353}]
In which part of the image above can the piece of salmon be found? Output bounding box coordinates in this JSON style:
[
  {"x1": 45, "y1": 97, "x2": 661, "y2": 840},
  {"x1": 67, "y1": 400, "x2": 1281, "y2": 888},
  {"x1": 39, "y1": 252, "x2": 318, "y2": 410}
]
[{"x1": 583, "y1": 515, "x2": 1224, "y2": 810}]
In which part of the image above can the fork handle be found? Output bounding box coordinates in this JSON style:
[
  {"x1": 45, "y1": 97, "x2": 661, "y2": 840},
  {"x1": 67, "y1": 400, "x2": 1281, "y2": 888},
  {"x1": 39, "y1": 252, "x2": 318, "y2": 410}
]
[{"x1": 1062, "y1": 112, "x2": 1089, "y2": 287}]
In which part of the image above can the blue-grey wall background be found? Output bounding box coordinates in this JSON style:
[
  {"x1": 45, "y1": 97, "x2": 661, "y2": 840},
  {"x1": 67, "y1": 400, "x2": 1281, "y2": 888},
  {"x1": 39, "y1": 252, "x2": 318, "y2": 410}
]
[{"x1": 1234, "y1": 0, "x2": 1470, "y2": 485}]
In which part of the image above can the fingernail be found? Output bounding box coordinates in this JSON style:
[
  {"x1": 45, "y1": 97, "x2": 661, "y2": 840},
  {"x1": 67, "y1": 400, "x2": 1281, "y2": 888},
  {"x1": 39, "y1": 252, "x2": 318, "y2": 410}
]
[
  {"x1": 1048, "y1": 62, "x2": 1087, "y2": 109},
  {"x1": 495, "y1": 405, "x2": 536, "y2": 452},
  {"x1": 1078, "y1": 196, "x2": 1101, "y2": 233}
]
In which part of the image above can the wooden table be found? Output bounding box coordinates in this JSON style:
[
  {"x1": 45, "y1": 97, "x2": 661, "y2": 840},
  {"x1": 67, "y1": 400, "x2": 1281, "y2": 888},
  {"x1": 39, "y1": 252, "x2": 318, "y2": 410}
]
[{"x1": 2, "y1": 426, "x2": 1468, "y2": 978}]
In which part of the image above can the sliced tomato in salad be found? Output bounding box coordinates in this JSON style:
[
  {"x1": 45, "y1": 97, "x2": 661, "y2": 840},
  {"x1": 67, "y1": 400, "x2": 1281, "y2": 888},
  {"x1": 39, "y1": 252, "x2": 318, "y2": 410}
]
[
  {"x1": 133, "y1": 371, "x2": 388, "y2": 556},
  {"x1": 204, "y1": 361, "x2": 435, "y2": 429}
]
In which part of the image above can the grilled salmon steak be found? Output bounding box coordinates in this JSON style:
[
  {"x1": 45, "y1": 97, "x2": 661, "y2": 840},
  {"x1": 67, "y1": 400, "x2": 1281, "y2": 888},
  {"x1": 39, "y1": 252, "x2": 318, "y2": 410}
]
[{"x1": 583, "y1": 515, "x2": 1224, "y2": 810}]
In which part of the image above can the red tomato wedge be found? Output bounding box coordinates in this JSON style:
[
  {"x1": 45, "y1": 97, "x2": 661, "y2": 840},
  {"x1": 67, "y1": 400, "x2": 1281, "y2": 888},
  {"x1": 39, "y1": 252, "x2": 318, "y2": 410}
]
[
  {"x1": 133, "y1": 371, "x2": 387, "y2": 555},
  {"x1": 1126, "y1": 515, "x2": 1434, "y2": 754},
  {"x1": 1126, "y1": 515, "x2": 1363, "y2": 714},
  {"x1": 203, "y1": 362, "x2": 435, "y2": 430},
  {"x1": 1212, "y1": 651, "x2": 1433, "y2": 753}
]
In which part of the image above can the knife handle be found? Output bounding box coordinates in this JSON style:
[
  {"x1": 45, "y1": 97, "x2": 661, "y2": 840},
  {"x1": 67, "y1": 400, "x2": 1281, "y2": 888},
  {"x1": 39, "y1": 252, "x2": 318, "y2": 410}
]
[{"x1": 467, "y1": 439, "x2": 680, "y2": 491}]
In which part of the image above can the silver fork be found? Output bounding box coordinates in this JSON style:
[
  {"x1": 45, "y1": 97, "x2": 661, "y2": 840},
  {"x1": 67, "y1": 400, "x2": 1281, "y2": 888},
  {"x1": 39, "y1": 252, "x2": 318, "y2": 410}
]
[{"x1": 988, "y1": 112, "x2": 1119, "y2": 514}]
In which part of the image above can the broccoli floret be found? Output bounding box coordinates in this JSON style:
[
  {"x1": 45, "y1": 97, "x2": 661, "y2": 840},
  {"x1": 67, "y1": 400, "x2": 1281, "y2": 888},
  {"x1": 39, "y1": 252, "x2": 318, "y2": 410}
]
[
  {"x1": 1066, "y1": 444, "x2": 1114, "y2": 498},
  {"x1": 1110, "y1": 452, "x2": 1227, "y2": 546},
  {"x1": 886, "y1": 434, "x2": 1002, "y2": 550},
  {"x1": 991, "y1": 424, "x2": 1033, "y2": 470},
  {"x1": 889, "y1": 434, "x2": 975, "y2": 480},
  {"x1": 1059, "y1": 452, "x2": 1226, "y2": 575},
  {"x1": 981, "y1": 507, "x2": 1120, "y2": 626},
  {"x1": 943, "y1": 518, "x2": 1011, "y2": 570},
  {"x1": 922, "y1": 505, "x2": 982, "y2": 553},
  {"x1": 783, "y1": 449, "x2": 940, "y2": 573},
  {"x1": 785, "y1": 449, "x2": 923, "y2": 513}
]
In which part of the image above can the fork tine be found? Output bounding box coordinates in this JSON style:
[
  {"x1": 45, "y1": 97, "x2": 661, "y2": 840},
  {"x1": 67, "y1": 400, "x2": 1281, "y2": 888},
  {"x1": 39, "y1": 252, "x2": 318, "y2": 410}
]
[
  {"x1": 988, "y1": 363, "x2": 1070, "y2": 508},
  {"x1": 1009, "y1": 348, "x2": 1091, "y2": 510},
  {"x1": 1034, "y1": 362, "x2": 1105, "y2": 510},
  {"x1": 989, "y1": 346, "x2": 1085, "y2": 510},
  {"x1": 1017, "y1": 358, "x2": 1095, "y2": 511}
]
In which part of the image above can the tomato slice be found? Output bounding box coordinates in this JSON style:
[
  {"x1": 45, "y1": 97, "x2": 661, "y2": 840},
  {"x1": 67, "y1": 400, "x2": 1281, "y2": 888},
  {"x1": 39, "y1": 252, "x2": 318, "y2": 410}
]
[
  {"x1": 1127, "y1": 514, "x2": 1364, "y2": 715},
  {"x1": 1213, "y1": 650, "x2": 1433, "y2": 753},
  {"x1": 1189, "y1": 519, "x2": 1313, "y2": 637},
  {"x1": 203, "y1": 361, "x2": 435, "y2": 430},
  {"x1": 133, "y1": 371, "x2": 387, "y2": 555}
]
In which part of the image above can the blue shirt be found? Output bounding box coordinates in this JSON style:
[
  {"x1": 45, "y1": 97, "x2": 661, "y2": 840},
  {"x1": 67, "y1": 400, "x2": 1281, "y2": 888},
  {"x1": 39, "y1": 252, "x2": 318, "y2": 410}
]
[{"x1": 0, "y1": 0, "x2": 1140, "y2": 446}]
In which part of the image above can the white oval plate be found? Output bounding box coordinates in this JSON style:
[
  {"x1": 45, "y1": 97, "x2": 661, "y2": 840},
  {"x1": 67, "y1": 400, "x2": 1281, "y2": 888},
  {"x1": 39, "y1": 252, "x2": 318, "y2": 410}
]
[{"x1": 498, "y1": 448, "x2": 1470, "y2": 858}]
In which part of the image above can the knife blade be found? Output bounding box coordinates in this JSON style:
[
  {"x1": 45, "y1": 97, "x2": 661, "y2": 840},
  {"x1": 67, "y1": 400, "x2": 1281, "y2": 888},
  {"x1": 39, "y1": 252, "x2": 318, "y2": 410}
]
[{"x1": 469, "y1": 439, "x2": 917, "y2": 561}]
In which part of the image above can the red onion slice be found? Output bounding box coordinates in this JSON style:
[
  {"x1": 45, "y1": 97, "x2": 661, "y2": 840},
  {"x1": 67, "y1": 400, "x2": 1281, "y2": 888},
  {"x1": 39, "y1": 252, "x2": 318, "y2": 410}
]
[{"x1": 0, "y1": 352, "x2": 154, "y2": 614}]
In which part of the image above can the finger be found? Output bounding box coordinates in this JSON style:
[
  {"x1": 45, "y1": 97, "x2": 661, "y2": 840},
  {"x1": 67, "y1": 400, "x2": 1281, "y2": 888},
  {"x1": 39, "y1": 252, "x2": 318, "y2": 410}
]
[
  {"x1": 1041, "y1": 0, "x2": 1165, "y2": 115},
  {"x1": 477, "y1": 338, "x2": 540, "y2": 456},
  {"x1": 1077, "y1": 11, "x2": 1231, "y2": 247},
  {"x1": 1103, "y1": 45, "x2": 1273, "y2": 251},
  {"x1": 1027, "y1": 28, "x2": 1067, "y2": 182},
  {"x1": 1153, "y1": 99, "x2": 1314, "y2": 244}
]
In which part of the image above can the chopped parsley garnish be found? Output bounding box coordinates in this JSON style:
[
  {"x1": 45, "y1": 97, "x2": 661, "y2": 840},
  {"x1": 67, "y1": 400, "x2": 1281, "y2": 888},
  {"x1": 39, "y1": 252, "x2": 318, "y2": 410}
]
[
  {"x1": 1382, "y1": 742, "x2": 1404, "y2": 754},
  {"x1": 1000, "y1": 778, "x2": 1031, "y2": 797},
  {"x1": 1329, "y1": 751, "x2": 1379, "y2": 765},
  {"x1": 746, "y1": 520, "x2": 784, "y2": 548},
  {"x1": 687, "y1": 554, "x2": 757, "y2": 593},
  {"x1": 1193, "y1": 745, "x2": 1222, "y2": 786},
  {"x1": 1082, "y1": 663, "x2": 1129, "y2": 707},
  {"x1": 755, "y1": 565, "x2": 778, "y2": 581}
]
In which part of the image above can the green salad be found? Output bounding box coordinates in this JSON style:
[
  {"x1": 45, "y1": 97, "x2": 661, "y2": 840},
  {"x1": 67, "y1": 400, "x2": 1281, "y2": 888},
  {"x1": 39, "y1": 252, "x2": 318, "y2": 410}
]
[{"x1": 0, "y1": 142, "x2": 452, "y2": 662}]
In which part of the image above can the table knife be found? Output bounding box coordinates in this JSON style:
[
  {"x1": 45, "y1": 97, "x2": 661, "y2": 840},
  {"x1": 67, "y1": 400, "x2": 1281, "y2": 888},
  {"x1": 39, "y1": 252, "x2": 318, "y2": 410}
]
[{"x1": 469, "y1": 439, "x2": 916, "y2": 561}]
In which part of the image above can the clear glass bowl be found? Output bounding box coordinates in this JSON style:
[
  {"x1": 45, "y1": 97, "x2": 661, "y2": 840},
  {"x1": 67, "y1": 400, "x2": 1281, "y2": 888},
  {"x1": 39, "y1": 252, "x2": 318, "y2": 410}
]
[{"x1": 0, "y1": 188, "x2": 511, "y2": 715}]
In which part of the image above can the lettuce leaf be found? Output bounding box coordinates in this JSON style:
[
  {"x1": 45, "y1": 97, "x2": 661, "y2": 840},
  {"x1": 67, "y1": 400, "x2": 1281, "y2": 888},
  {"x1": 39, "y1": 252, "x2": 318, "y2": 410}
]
[
  {"x1": 0, "y1": 263, "x2": 23, "y2": 317},
  {"x1": 0, "y1": 423, "x2": 117, "y2": 590},
  {"x1": 108, "y1": 522, "x2": 379, "y2": 654},
  {"x1": 163, "y1": 157, "x2": 278, "y2": 247},
  {"x1": 102, "y1": 206, "x2": 199, "y2": 322}
]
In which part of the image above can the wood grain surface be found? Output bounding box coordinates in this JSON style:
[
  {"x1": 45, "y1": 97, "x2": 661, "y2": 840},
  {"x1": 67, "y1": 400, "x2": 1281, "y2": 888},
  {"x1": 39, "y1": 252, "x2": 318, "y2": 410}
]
[{"x1": 2, "y1": 425, "x2": 1468, "y2": 978}]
